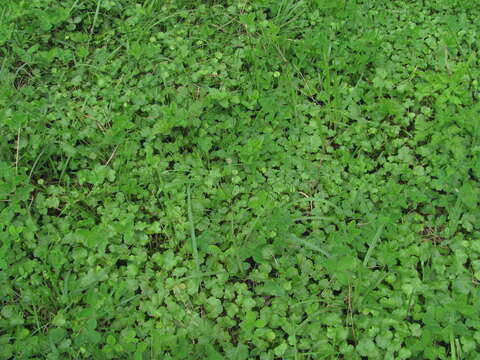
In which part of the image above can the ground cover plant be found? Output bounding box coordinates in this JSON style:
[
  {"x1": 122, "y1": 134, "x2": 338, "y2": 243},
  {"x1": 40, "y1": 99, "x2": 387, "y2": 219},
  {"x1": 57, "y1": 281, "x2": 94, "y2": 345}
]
[{"x1": 1, "y1": 0, "x2": 480, "y2": 358}]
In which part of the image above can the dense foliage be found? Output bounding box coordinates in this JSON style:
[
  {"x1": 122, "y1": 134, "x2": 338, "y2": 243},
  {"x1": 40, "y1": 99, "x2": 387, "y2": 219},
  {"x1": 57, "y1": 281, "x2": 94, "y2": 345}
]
[{"x1": 1, "y1": 0, "x2": 479, "y2": 358}]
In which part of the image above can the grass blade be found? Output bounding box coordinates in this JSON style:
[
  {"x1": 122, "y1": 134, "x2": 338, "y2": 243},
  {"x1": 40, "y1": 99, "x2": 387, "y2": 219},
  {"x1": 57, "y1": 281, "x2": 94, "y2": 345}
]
[
  {"x1": 363, "y1": 224, "x2": 385, "y2": 267},
  {"x1": 166, "y1": 271, "x2": 225, "y2": 289},
  {"x1": 89, "y1": 0, "x2": 102, "y2": 37},
  {"x1": 294, "y1": 216, "x2": 335, "y2": 222},
  {"x1": 290, "y1": 235, "x2": 330, "y2": 258},
  {"x1": 187, "y1": 186, "x2": 200, "y2": 274}
]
